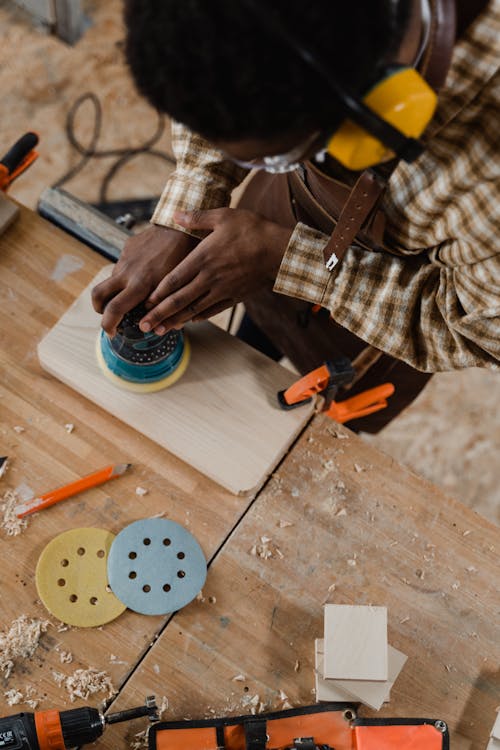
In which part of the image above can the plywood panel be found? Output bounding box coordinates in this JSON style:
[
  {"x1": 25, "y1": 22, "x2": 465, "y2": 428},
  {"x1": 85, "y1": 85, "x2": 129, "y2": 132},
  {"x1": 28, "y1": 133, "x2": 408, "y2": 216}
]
[{"x1": 38, "y1": 267, "x2": 314, "y2": 496}]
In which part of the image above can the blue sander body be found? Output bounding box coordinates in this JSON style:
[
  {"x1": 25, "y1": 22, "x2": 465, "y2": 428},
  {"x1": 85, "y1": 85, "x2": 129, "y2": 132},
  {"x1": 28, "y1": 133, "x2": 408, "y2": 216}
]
[{"x1": 96, "y1": 303, "x2": 190, "y2": 393}]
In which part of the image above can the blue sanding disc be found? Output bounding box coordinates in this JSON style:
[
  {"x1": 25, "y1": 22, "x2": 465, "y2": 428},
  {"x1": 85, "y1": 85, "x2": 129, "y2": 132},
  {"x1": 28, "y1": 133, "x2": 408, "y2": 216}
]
[{"x1": 107, "y1": 519, "x2": 206, "y2": 615}]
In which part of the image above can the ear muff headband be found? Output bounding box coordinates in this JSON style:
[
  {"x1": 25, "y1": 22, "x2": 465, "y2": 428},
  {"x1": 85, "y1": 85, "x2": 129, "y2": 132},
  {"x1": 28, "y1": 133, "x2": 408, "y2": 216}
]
[
  {"x1": 328, "y1": 67, "x2": 437, "y2": 170},
  {"x1": 240, "y1": 0, "x2": 436, "y2": 169}
]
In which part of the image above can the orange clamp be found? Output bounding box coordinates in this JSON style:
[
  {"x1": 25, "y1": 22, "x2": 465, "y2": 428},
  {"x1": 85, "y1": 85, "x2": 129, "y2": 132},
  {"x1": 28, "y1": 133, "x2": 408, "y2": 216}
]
[
  {"x1": 0, "y1": 132, "x2": 39, "y2": 192},
  {"x1": 324, "y1": 383, "x2": 395, "y2": 424},
  {"x1": 279, "y1": 363, "x2": 333, "y2": 409}
]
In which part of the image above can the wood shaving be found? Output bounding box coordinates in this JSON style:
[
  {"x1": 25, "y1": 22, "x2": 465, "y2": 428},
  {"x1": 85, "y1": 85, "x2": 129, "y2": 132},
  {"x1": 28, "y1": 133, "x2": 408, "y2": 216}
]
[
  {"x1": 416, "y1": 569, "x2": 425, "y2": 580},
  {"x1": 290, "y1": 487, "x2": 300, "y2": 498},
  {"x1": 131, "y1": 729, "x2": 149, "y2": 750},
  {"x1": 294, "y1": 660, "x2": 300, "y2": 672},
  {"x1": 0, "y1": 458, "x2": 9, "y2": 479},
  {"x1": 53, "y1": 667, "x2": 116, "y2": 702},
  {"x1": 64, "y1": 423, "x2": 74, "y2": 433},
  {"x1": 0, "y1": 615, "x2": 49, "y2": 679},
  {"x1": 399, "y1": 616, "x2": 410, "y2": 624},
  {"x1": 1, "y1": 489, "x2": 28, "y2": 536},
  {"x1": 353, "y1": 463, "x2": 364, "y2": 473},
  {"x1": 347, "y1": 555, "x2": 357, "y2": 567},
  {"x1": 466, "y1": 566, "x2": 477, "y2": 573},
  {"x1": 250, "y1": 537, "x2": 284, "y2": 560},
  {"x1": 452, "y1": 581, "x2": 460, "y2": 590},
  {"x1": 462, "y1": 530, "x2": 472, "y2": 536},
  {"x1": 135, "y1": 487, "x2": 148, "y2": 496},
  {"x1": 4, "y1": 685, "x2": 40, "y2": 709},
  {"x1": 278, "y1": 519, "x2": 293, "y2": 528},
  {"x1": 4, "y1": 689, "x2": 23, "y2": 706},
  {"x1": 327, "y1": 428, "x2": 349, "y2": 439},
  {"x1": 153, "y1": 664, "x2": 160, "y2": 674},
  {"x1": 196, "y1": 591, "x2": 206, "y2": 603},
  {"x1": 334, "y1": 507, "x2": 347, "y2": 517},
  {"x1": 232, "y1": 674, "x2": 245, "y2": 682},
  {"x1": 13, "y1": 426, "x2": 25, "y2": 434},
  {"x1": 59, "y1": 650, "x2": 73, "y2": 664}
]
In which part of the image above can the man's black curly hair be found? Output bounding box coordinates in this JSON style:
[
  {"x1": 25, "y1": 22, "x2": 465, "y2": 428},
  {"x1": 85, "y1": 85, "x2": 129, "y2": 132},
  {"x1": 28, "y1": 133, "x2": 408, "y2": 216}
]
[{"x1": 124, "y1": 0, "x2": 411, "y2": 142}]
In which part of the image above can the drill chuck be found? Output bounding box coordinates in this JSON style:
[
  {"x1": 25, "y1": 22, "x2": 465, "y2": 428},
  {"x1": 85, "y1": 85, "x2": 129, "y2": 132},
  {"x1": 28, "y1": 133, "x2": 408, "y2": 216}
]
[{"x1": 58, "y1": 708, "x2": 104, "y2": 748}]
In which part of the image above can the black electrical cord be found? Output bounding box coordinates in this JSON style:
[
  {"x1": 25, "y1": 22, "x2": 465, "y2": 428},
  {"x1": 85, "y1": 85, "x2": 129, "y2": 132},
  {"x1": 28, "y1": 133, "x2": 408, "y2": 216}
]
[{"x1": 53, "y1": 92, "x2": 176, "y2": 206}]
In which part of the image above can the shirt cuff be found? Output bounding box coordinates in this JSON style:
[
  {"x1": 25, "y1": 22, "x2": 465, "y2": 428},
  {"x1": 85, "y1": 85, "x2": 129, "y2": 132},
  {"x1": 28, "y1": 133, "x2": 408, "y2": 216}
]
[
  {"x1": 151, "y1": 171, "x2": 233, "y2": 239},
  {"x1": 273, "y1": 222, "x2": 337, "y2": 304}
]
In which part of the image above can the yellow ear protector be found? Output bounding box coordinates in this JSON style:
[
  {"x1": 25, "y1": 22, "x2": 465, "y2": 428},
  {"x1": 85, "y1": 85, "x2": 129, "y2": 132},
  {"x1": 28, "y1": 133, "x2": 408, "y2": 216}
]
[
  {"x1": 242, "y1": 0, "x2": 438, "y2": 170},
  {"x1": 327, "y1": 66, "x2": 437, "y2": 170}
]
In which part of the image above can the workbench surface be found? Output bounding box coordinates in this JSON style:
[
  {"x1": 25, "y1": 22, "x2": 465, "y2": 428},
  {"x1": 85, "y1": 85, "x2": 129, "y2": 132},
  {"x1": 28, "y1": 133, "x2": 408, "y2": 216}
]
[{"x1": 0, "y1": 206, "x2": 498, "y2": 750}]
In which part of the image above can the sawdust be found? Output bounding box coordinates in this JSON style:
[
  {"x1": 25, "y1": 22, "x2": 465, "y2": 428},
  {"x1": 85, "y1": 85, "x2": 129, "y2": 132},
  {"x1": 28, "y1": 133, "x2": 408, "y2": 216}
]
[
  {"x1": 130, "y1": 696, "x2": 168, "y2": 750},
  {"x1": 0, "y1": 615, "x2": 50, "y2": 679},
  {"x1": 249, "y1": 536, "x2": 284, "y2": 560},
  {"x1": 13, "y1": 426, "x2": 25, "y2": 434},
  {"x1": 1, "y1": 489, "x2": 28, "y2": 536},
  {"x1": 0, "y1": 458, "x2": 9, "y2": 479},
  {"x1": 52, "y1": 667, "x2": 117, "y2": 702},
  {"x1": 64, "y1": 423, "x2": 74, "y2": 433},
  {"x1": 4, "y1": 685, "x2": 42, "y2": 709},
  {"x1": 135, "y1": 487, "x2": 148, "y2": 496}
]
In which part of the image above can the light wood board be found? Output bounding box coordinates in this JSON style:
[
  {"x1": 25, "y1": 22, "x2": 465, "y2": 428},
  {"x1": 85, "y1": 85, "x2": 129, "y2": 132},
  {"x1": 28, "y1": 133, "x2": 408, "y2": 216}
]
[
  {"x1": 323, "y1": 603, "x2": 388, "y2": 681},
  {"x1": 315, "y1": 638, "x2": 407, "y2": 711},
  {"x1": 38, "y1": 266, "x2": 315, "y2": 496},
  {"x1": 0, "y1": 193, "x2": 19, "y2": 235}
]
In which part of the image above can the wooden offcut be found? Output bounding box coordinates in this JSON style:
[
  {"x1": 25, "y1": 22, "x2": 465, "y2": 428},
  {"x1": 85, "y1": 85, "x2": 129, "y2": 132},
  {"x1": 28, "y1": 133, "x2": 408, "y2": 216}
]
[
  {"x1": 38, "y1": 266, "x2": 315, "y2": 496},
  {"x1": 323, "y1": 603, "x2": 388, "y2": 681},
  {"x1": 0, "y1": 194, "x2": 19, "y2": 236}
]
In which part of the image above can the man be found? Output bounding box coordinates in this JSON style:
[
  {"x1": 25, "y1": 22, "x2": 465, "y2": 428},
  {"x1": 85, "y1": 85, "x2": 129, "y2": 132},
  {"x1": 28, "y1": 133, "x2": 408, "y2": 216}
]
[{"x1": 92, "y1": 0, "x2": 499, "y2": 431}]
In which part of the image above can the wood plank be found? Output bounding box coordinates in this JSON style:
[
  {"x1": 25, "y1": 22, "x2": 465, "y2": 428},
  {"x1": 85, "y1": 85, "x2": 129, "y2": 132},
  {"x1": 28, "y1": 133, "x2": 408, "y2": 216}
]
[
  {"x1": 0, "y1": 205, "x2": 256, "y2": 718},
  {"x1": 100, "y1": 417, "x2": 499, "y2": 750},
  {"x1": 315, "y1": 639, "x2": 406, "y2": 711},
  {"x1": 323, "y1": 604, "x2": 388, "y2": 681},
  {"x1": 38, "y1": 266, "x2": 314, "y2": 496},
  {"x1": 0, "y1": 194, "x2": 19, "y2": 236}
]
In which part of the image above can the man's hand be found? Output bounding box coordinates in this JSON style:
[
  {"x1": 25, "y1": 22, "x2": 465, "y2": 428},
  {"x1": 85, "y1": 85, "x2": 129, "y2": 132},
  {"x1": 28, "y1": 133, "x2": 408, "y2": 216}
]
[
  {"x1": 91, "y1": 224, "x2": 198, "y2": 337},
  {"x1": 139, "y1": 208, "x2": 293, "y2": 334}
]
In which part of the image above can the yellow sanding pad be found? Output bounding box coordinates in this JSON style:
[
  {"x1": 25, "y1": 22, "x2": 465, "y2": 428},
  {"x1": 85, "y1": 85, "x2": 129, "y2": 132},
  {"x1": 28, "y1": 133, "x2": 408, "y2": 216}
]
[
  {"x1": 36, "y1": 527, "x2": 126, "y2": 628},
  {"x1": 95, "y1": 335, "x2": 191, "y2": 393}
]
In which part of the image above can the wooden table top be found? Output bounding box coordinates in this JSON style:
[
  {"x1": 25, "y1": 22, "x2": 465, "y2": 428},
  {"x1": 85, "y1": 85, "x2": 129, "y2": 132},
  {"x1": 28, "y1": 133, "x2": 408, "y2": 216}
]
[{"x1": 1, "y1": 206, "x2": 498, "y2": 750}]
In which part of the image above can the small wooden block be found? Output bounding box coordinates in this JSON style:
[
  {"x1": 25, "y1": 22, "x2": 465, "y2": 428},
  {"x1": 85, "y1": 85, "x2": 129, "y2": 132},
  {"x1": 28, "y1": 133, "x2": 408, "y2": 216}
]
[
  {"x1": 316, "y1": 638, "x2": 406, "y2": 710},
  {"x1": 38, "y1": 267, "x2": 315, "y2": 495},
  {"x1": 323, "y1": 603, "x2": 388, "y2": 681},
  {"x1": 0, "y1": 194, "x2": 19, "y2": 236},
  {"x1": 314, "y1": 639, "x2": 354, "y2": 703}
]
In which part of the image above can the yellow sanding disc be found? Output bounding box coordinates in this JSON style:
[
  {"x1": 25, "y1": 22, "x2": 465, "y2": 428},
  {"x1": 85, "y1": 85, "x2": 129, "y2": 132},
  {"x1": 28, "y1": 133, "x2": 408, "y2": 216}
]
[
  {"x1": 95, "y1": 334, "x2": 191, "y2": 393},
  {"x1": 36, "y1": 528, "x2": 126, "y2": 628}
]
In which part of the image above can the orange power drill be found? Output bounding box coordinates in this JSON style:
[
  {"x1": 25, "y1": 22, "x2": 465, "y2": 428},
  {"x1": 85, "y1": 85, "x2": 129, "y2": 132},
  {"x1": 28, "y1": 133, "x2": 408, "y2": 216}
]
[{"x1": 0, "y1": 696, "x2": 158, "y2": 750}]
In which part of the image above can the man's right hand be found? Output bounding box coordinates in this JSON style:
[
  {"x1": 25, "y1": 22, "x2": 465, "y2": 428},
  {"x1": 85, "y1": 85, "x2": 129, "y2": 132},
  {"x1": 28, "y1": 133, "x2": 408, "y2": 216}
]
[{"x1": 91, "y1": 224, "x2": 198, "y2": 337}]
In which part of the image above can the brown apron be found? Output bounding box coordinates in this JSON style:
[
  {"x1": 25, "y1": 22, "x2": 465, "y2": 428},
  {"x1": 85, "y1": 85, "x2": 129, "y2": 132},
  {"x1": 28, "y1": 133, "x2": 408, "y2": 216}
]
[{"x1": 235, "y1": 0, "x2": 457, "y2": 434}]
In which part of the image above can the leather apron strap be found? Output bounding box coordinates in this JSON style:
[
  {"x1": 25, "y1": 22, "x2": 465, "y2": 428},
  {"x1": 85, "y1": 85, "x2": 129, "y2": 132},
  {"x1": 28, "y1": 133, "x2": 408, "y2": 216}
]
[{"x1": 301, "y1": 0, "x2": 457, "y2": 269}]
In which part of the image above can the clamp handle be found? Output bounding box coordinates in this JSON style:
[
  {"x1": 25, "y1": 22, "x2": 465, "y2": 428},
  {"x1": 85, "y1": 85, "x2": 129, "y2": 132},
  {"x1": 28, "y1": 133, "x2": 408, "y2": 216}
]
[
  {"x1": 324, "y1": 383, "x2": 395, "y2": 423},
  {"x1": 0, "y1": 132, "x2": 39, "y2": 191}
]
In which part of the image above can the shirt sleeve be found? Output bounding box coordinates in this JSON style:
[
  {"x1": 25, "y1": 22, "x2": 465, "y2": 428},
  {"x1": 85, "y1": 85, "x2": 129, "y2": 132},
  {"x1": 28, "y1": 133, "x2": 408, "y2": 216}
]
[
  {"x1": 151, "y1": 121, "x2": 249, "y2": 238},
  {"x1": 274, "y1": 222, "x2": 500, "y2": 372}
]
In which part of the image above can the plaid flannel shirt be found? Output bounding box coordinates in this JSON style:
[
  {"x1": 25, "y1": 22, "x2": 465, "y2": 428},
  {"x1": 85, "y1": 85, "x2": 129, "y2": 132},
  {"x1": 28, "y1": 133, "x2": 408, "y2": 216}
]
[{"x1": 152, "y1": 1, "x2": 500, "y2": 372}]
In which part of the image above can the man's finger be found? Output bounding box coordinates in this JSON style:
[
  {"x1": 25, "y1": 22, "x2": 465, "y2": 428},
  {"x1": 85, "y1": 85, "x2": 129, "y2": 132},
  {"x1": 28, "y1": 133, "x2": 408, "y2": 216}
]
[
  {"x1": 140, "y1": 278, "x2": 207, "y2": 333},
  {"x1": 173, "y1": 207, "x2": 229, "y2": 232},
  {"x1": 146, "y1": 246, "x2": 204, "y2": 307},
  {"x1": 91, "y1": 274, "x2": 124, "y2": 314},
  {"x1": 101, "y1": 285, "x2": 148, "y2": 336}
]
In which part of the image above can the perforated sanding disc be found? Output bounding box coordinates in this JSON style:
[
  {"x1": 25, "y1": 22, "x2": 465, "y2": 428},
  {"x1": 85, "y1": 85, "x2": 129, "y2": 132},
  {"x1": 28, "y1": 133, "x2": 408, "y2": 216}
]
[
  {"x1": 35, "y1": 528, "x2": 126, "y2": 627},
  {"x1": 107, "y1": 519, "x2": 206, "y2": 615}
]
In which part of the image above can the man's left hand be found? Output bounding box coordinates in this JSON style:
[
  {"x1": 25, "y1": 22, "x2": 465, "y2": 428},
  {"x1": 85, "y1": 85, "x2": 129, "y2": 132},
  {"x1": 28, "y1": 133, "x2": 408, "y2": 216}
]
[{"x1": 139, "y1": 207, "x2": 293, "y2": 334}]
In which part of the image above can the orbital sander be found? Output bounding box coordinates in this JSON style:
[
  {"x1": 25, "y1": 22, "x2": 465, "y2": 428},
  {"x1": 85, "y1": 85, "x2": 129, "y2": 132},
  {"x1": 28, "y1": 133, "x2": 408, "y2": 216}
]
[{"x1": 96, "y1": 303, "x2": 190, "y2": 392}]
